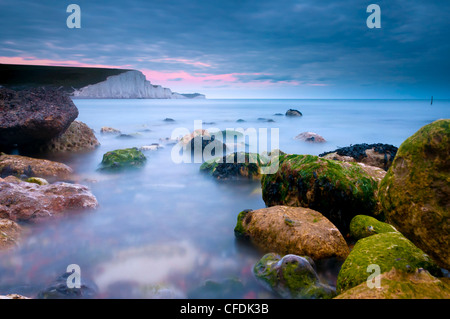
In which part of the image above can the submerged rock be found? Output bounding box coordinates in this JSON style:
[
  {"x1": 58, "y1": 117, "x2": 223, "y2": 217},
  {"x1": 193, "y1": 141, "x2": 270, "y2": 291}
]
[
  {"x1": 0, "y1": 153, "x2": 73, "y2": 182},
  {"x1": 200, "y1": 152, "x2": 269, "y2": 180},
  {"x1": 335, "y1": 268, "x2": 450, "y2": 299},
  {"x1": 0, "y1": 218, "x2": 22, "y2": 250},
  {"x1": 378, "y1": 119, "x2": 450, "y2": 270},
  {"x1": 349, "y1": 215, "x2": 398, "y2": 240},
  {"x1": 295, "y1": 132, "x2": 326, "y2": 143},
  {"x1": 336, "y1": 232, "x2": 442, "y2": 293},
  {"x1": 285, "y1": 109, "x2": 302, "y2": 117},
  {"x1": 188, "y1": 278, "x2": 245, "y2": 299},
  {"x1": 39, "y1": 120, "x2": 100, "y2": 153},
  {"x1": 235, "y1": 206, "x2": 349, "y2": 260},
  {"x1": 100, "y1": 126, "x2": 121, "y2": 134},
  {"x1": 261, "y1": 154, "x2": 385, "y2": 234},
  {"x1": 0, "y1": 87, "x2": 78, "y2": 150},
  {"x1": 319, "y1": 143, "x2": 398, "y2": 171},
  {"x1": 0, "y1": 176, "x2": 98, "y2": 223},
  {"x1": 37, "y1": 272, "x2": 98, "y2": 299},
  {"x1": 99, "y1": 148, "x2": 147, "y2": 171},
  {"x1": 253, "y1": 253, "x2": 336, "y2": 299},
  {"x1": 139, "y1": 144, "x2": 163, "y2": 151}
]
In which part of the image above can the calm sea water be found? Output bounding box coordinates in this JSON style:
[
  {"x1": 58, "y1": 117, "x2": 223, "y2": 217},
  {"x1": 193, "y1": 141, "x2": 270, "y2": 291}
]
[{"x1": 1, "y1": 99, "x2": 449, "y2": 298}]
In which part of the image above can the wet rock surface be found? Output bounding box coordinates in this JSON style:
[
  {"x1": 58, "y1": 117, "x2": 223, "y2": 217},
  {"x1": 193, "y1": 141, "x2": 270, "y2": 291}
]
[
  {"x1": 99, "y1": 148, "x2": 147, "y2": 171},
  {"x1": 0, "y1": 87, "x2": 78, "y2": 150},
  {"x1": 319, "y1": 143, "x2": 398, "y2": 170},
  {"x1": 235, "y1": 206, "x2": 349, "y2": 260},
  {"x1": 0, "y1": 153, "x2": 73, "y2": 182},
  {"x1": 253, "y1": 253, "x2": 336, "y2": 299},
  {"x1": 37, "y1": 272, "x2": 98, "y2": 299},
  {"x1": 295, "y1": 132, "x2": 326, "y2": 143},
  {"x1": 0, "y1": 218, "x2": 22, "y2": 250},
  {"x1": 378, "y1": 119, "x2": 450, "y2": 270},
  {"x1": 0, "y1": 176, "x2": 98, "y2": 223}
]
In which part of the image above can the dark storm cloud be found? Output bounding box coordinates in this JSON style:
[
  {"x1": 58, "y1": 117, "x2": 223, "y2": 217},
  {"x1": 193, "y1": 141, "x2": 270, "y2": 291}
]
[{"x1": 1, "y1": 0, "x2": 449, "y2": 97}]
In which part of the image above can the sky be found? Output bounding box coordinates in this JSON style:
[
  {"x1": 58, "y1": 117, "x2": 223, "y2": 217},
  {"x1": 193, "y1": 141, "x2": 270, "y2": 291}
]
[{"x1": 0, "y1": 0, "x2": 449, "y2": 99}]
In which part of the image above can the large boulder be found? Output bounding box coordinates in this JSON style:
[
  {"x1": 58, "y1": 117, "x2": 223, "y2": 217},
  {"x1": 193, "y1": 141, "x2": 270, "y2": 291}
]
[
  {"x1": 335, "y1": 268, "x2": 450, "y2": 299},
  {"x1": 349, "y1": 215, "x2": 398, "y2": 241},
  {"x1": 235, "y1": 206, "x2": 349, "y2": 260},
  {"x1": 0, "y1": 176, "x2": 98, "y2": 223},
  {"x1": 336, "y1": 232, "x2": 442, "y2": 293},
  {"x1": 253, "y1": 253, "x2": 336, "y2": 299},
  {"x1": 261, "y1": 154, "x2": 386, "y2": 234},
  {"x1": 0, "y1": 87, "x2": 78, "y2": 150},
  {"x1": 0, "y1": 153, "x2": 73, "y2": 182},
  {"x1": 0, "y1": 218, "x2": 22, "y2": 250},
  {"x1": 378, "y1": 119, "x2": 450, "y2": 269},
  {"x1": 99, "y1": 148, "x2": 147, "y2": 171},
  {"x1": 39, "y1": 120, "x2": 100, "y2": 153},
  {"x1": 319, "y1": 143, "x2": 398, "y2": 171}
]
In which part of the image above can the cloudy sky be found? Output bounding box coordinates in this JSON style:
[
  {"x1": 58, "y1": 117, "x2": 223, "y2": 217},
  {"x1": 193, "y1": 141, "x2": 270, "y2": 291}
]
[{"x1": 1, "y1": 0, "x2": 449, "y2": 98}]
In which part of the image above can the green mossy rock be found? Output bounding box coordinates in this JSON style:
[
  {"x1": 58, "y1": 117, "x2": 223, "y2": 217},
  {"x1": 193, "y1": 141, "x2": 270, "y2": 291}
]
[
  {"x1": 378, "y1": 119, "x2": 450, "y2": 270},
  {"x1": 335, "y1": 268, "x2": 450, "y2": 299},
  {"x1": 336, "y1": 232, "x2": 442, "y2": 293},
  {"x1": 253, "y1": 253, "x2": 336, "y2": 299},
  {"x1": 99, "y1": 148, "x2": 146, "y2": 171},
  {"x1": 261, "y1": 154, "x2": 385, "y2": 234},
  {"x1": 349, "y1": 215, "x2": 398, "y2": 240}
]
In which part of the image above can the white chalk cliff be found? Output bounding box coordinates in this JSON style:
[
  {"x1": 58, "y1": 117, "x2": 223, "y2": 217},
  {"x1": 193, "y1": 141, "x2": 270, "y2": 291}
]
[{"x1": 72, "y1": 70, "x2": 205, "y2": 99}]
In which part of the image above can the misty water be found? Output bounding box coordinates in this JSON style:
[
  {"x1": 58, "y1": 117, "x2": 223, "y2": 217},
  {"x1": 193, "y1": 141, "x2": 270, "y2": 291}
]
[{"x1": 1, "y1": 99, "x2": 449, "y2": 298}]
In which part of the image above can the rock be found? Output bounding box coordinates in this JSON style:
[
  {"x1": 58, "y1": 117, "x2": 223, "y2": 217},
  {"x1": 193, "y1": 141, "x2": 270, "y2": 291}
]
[
  {"x1": 0, "y1": 294, "x2": 30, "y2": 299},
  {"x1": 234, "y1": 206, "x2": 349, "y2": 260},
  {"x1": 39, "y1": 120, "x2": 100, "y2": 153},
  {"x1": 200, "y1": 152, "x2": 269, "y2": 180},
  {"x1": 0, "y1": 176, "x2": 98, "y2": 223},
  {"x1": 0, "y1": 87, "x2": 78, "y2": 150},
  {"x1": 257, "y1": 118, "x2": 275, "y2": 123},
  {"x1": 274, "y1": 113, "x2": 284, "y2": 116},
  {"x1": 335, "y1": 268, "x2": 450, "y2": 299},
  {"x1": 236, "y1": 119, "x2": 245, "y2": 123},
  {"x1": 25, "y1": 177, "x2": 49, "y2": 186},
  {"x1": 99, "y1": 148, "x2": 146, "y2": 171},
  {"x1": 285, "y1": 109, "x2": 302, "y2": 117},
  {"x1": 181, "y1": 130, "x2": 227, "y2": 160},
  {"x1": 336, "y1": 232, "x2": 442, "y2": 293},
  {"x1": 37, "y1": 272, "x2": 98, "y2": 299},
  {"x1": 188, "y1": 278, "x2": 245, "y2": 299},
  {"x1": 319, "y1": 143, "x2": 398, "y2": 171},
  {"x1": 295, "y1": 132, "x2": 326, "y2": 143},
  {"x1": 163, "y1": 118, "x2": 175, "y2": 122},
  {"x1": 349, "y1": 215, "x2": 398, "y2": 240},
  {"x1": 0, "y1": 218, "x2": 22, "y2": 250},
  {"x1": 139, "y1": 144, "x2": 163, "y2": 151},
  {"x1": 261, "y1": 154, "x2": 385, "y2": 234},
  {"x1": 378, "y1": 119, "x2": 450, "y2": 269},
  {"x1": 100, "y1": 126, "x2": 121, "y2": 134},
  {"x1": 253, "y1": 253, "x2": 336, "y2": 299},
  {"x1": 235, "y1": 206, "x2": 349, "y2": 260},
  {"x1": 0, "y1": 153, "x2": 73, "y2": 182}
]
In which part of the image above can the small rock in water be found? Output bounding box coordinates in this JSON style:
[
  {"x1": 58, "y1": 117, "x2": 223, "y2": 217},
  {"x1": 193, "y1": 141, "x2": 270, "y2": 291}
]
[
  {"x1": 285, "y1": 109, "x2": 302, "y2": 117},
  {"x1": 295, "y1": 132, "x2": 326, "y2": 143},
  {"x1": 37, "y1": 272, "x2": 98, "y2": 299},
  {"x1": 100, "y1": 126, "x2": 121, "y2": 134},
  {"x1": 140, "y1": 144, "x2": 164, "y2": 151},
  {"x1": 163, "y1": 118, "x2": 175, "y2": 122}
]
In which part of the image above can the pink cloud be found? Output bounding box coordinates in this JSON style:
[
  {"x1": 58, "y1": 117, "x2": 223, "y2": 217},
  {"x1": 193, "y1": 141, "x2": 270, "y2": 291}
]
[
  {"x1": 0, "y1": 56, "x2": 126, "y2": 69},
  {"x1": 149, "y1": 58, "x2": 212, "y2": 68}
]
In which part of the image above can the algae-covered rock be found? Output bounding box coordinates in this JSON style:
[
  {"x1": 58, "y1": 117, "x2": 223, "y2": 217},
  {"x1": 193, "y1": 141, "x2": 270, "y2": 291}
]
[
  {"x1": 261, "y1": 154, "x2": 385, "y2": 234},
  {"x1": 336, "y1": 232, "x2": 442, "y2": 293},
  {"x1": 99, "y1": 147, "x2": 146, "y2": 171},
  {"x1": 200, "y1": 152, "x2": 271, "y2": 180},
  {"x1": 187, "y1": 278, "x2": 245, "y2": 299},
  {"x1": 349, "y1": 215, "x2": 398, "y2": 240},
  {"x1": 234, "y1": 206, "x2": 349, "y2": 260},
  {"x1": 253, "y1": 253, "x2": 336, "y2": 299},
  {"x1": 378, "y1": 119, "x2": 450, "y2": 270},
  {"x1": 335, "y1": 268, "x2": 450, "y2": 299}
]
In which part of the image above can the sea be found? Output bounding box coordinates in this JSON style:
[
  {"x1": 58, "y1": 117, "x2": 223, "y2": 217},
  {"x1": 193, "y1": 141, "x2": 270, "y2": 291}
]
[{"x1": 0, "y1": 98, "x2": 449, "y2": 299}]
